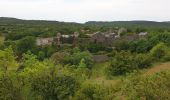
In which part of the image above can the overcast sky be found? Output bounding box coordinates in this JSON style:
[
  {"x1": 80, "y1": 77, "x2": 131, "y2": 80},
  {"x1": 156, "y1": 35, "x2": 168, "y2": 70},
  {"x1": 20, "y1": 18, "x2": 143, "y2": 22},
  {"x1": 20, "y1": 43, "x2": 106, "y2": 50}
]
[{"x1": 0, "y1": 0, "x2": 169, "y2": 23}]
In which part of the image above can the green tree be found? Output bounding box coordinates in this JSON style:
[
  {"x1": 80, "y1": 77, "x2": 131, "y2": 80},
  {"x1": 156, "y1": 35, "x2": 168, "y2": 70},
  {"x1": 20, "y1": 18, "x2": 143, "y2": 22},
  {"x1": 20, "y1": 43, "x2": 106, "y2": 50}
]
[
  {"x1": 0, "y1": 73, "x2": 23, "y2": 100},
  {"x1": 21, "y1": 51, "x2": 38, "y2": 69},
  {"x1": 74, "y1": 84, "x2": 105, "y2": 100},
  {"x1": 38, "y1": 51, "x2": 45, "y2": 60},
  {"x1": 16, "y1": 36, "x2": 37, "y2": 55},
  {"x1": 64, "y1": 51, "x2": 94, "y2": 69},
  {"x1": 0, "y1": 47, "x2": 18, "y2": 72},
  {"x1": 106, "y1": 51, "x2": 138, "y2": 76},
  {"x1": 150, "y1": 42, "x2": 169, "y2": 60},
  {"x1": 31, "y1": 73, "x2": 79, "y2": 100},
  {"x1": 134, "y1": 54, "x2": 152, "y2": 69}
]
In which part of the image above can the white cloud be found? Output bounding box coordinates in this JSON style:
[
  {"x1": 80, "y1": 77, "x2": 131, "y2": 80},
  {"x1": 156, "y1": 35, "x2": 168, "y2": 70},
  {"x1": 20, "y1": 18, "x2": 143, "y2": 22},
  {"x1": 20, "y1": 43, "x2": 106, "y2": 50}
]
[{"x1": 0, "y1": 0, "x2": 169, "y2": 22}]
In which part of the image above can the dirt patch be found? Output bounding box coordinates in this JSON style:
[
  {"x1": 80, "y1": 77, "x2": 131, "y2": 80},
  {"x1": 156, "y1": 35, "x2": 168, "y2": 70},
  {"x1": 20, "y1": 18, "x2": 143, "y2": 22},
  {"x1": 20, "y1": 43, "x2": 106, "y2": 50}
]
[
  {"x1": 144, "y1": 62, "x2": 170, "y2": 75},
  {"x1": 93, "y1": 55, "x2": 109, "y2": 62}
]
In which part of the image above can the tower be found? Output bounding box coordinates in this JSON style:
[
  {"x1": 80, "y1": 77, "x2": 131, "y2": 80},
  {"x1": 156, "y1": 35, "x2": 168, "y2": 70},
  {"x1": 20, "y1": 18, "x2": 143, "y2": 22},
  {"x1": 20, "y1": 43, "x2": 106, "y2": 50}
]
[
  {"x1": 73, "y1": 32, "x2": 79, "y2": 47},
  {"x1": 56, "y1": 32, "x2": 61, "y2": 46}
]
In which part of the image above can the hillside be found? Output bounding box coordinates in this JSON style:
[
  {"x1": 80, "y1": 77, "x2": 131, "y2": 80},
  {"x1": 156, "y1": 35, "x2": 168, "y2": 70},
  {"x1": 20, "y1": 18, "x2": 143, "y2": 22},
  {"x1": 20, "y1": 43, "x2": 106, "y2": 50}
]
[
  {"x1": 1, "y1": 17, "x2": 170, "y2": 27},
  {"x1": 85, "y1": 21, "x2": 170, "y2": 28},
  {"x1": 0, "y1": 17, "x2": 81, "y2": 25}
]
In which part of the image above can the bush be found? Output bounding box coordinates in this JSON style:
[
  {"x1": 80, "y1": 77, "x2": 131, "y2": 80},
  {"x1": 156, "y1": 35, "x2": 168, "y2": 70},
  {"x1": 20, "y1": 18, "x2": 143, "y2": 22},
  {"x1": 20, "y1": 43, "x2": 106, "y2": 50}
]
[
  {"x1": 0, "y1": 72, "x2": 23, "y2": 100},
  {"x1": 31, "y1": 74, "x2": 79, "y2": 100},
  {"x1": 0, "y1": 47, "x2": 19, "y2": 72},
  {"x1": 106, "y1": 51, "x2": 138, "y2": 76},
  {"x1": 74, "y1": 84, "x2": 105, "y2": 100},
  {"x1": 87, "y1": 43, "x2": 106, "y2": 53},
  {"x1": 16, "y1": 36, "x2": 37, "y2": 55},
  {"x1": 50, "y1": 52, "x2": 67, "y2": 64},
  {"x1": 150, "y1": 42, "x2": 170, "y2": 61},
  {"x1": 63, "y1": 50, "x2": 94, "y2": 69},
  {"x1": 120, "y1": 70, "x2": 170, "y2": 100},
  {"x1": 134, "y1": 54, "x2": 152, "y2": 69}
]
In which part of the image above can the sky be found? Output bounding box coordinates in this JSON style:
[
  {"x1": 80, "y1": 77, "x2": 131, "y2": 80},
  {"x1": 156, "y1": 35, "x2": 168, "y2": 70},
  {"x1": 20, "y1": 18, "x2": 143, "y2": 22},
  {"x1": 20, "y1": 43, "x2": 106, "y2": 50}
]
[{"x1": 0, "y1": 0, "x2": 170, "y2": 23}]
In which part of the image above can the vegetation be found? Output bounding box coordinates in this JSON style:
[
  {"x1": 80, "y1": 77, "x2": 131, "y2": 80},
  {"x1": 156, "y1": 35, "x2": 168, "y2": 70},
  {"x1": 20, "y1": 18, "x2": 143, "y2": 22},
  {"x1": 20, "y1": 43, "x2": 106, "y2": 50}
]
[{"x1": 1, "y1": 17, "x2": 170, "y2": 100}]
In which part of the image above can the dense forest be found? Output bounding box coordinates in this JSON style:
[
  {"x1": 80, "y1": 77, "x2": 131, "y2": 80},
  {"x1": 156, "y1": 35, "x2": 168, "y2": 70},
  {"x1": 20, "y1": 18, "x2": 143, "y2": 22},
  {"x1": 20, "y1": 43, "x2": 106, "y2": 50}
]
[{"x1": 1, "y1": 17, "x2": 170, "y2": 100}]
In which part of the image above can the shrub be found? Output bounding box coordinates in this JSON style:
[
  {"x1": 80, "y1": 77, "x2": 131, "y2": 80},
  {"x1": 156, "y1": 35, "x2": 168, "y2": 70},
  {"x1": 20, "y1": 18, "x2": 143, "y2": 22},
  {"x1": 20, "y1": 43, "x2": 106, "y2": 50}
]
[
  {"x1": 150, "y1": 42, "x2": 169, "y2": 61},
  {"x1": 134, "y1": 54, "x2": 152, "y2": 69},
  {"x1": 63, "y1": 50, "x2": 94, "y2": 69},
  {"x1": 16, "y1": 36, "x2": 37, "y2": 55},
  {"x1": 50, "y1": 52, "x2": 67, "y2": 64},
  {"x1": 0, "y1": 72, "x2": 23, "y2": 100},
  {"x1": 120, "y1": 70, "x2": 170, "y2": 100},
  {"x1": 87, "y1": 43, "x2": 106, "y2": 53},
  {"x1": 31, "y1": 73, "x2": 79, "y2": 100},
  {"x1": 106, "y1": 51, "x2": 138, "y2": 76},
  {"x1": 0, "y1": 47, "x2": 19, "y2": 72},
  {"x1": 74, "y1": 84, "x2": 105, "y2": 100}
]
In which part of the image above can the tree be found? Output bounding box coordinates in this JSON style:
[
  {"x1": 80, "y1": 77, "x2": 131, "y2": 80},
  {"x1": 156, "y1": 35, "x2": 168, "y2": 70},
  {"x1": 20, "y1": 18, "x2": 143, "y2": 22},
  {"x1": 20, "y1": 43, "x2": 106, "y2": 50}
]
[
  {"x1": 134, "y1": 54, "x2": 152, "y2": 69},
  {"x1": 21, "y1": 51, "x2": 38, "y2": 69},
  {"x1": 64, "y1": 51, "x2": 94, "y2": 69},
  {"x1": 31, "y1": 73, "x2": 79, "y2": 100},
  {"x1": 87, "y1": 43, "x2": 106, "y2": 53},
  {"x1": 106, "y1": 51, "x2": 138, "y2": 76},
  {"x1": 150, "y1": 42, "x2": 169, "y2": 60},
  {"x1": 74, "y1": 84, "x2": 104, "y2": 100},
  {"x1": 50, "y1": 52, "x2": 67, "y2": 64},
  {"x1": 38, "y1": 51, "x2": 45, "y2": 60},
  {"x1": 16, "y1": 36, "x2": 37, "y2": 55},
  {"x1": 0, "y1": 47, "x2": 18, "y2": 72},
  {"x1": 0, "y1": 73, "x2": 23, "y2": 100}
]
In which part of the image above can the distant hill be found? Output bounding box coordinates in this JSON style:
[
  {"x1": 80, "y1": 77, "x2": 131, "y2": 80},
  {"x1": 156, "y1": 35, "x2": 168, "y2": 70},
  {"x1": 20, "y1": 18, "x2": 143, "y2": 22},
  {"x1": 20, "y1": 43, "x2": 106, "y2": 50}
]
[
  {"x1": 85, "y1": 21, "x2": 170, "y2": 28},
  {"x1": 1, "y1": 17, "x2": 170, "y2": 27},
  {"x1": 0, "y1": 17, "x2": 81, "y2": 26}
]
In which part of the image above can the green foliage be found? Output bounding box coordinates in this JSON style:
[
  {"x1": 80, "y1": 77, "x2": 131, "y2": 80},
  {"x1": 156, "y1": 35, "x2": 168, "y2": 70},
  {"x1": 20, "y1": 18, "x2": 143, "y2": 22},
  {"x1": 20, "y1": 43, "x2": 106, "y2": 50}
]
[
  {"x1": 87, "y1": 43, "x2": 106, "y2": 53},
  {"x1": 106, "y1": 51, "x2": 152, "y2": 76},
  {"x1": 39, "y1": 46, "x2": 56, "y2": 58},
  {"x1": 31, "y1": 74, "x2": 79, "y2": 100},
  {"x1": 106, "y1": 51, "x2": 138, "y2": 76},
  {"x1": 74, "y1": 84, "x2": 105, "y2": 100},
  {"x1": 2, "y1": 17, "x2": 170, "y2": 100},
  {"x1": 120, "y1": 71, "x2": 170, "y2": 100},
  {"x1": 78, "y1": 59, "x2": 87, "y2": 68},
  {"x1": 64, "y1": 49, "x2": 94, "y2": 69},
  {"x1": 16, "y1": 36, "x2": 37, "y2": 55},
  {"x1": 150, "y1": 42, "x2": 170, "y2": 61},
  {"x1": 0, "y1": 47, "x2": 18, "y2": 72},
  {"x1": 21, "y1": 51, "x2": 39, "y2": 69},
  {"x1": 0, "y1": 72, "x2": 23, "y2": 100},
  {"x1": 50, "y1": 52, "x2": 67, "y2": 64},
  {"x1": 38, "y1": 51, "x2": 45, "y2": 60},
  {"x1": 134, "y1": 54, "x2": 152, "y2": 69}
]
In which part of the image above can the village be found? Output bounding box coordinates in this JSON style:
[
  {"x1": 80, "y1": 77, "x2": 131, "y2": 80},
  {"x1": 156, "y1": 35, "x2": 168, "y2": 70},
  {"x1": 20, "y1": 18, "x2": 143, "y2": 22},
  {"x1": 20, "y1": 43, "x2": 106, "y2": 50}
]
[
  {"x1": 36, "y1": 27, "x2": 148, "y2": 48},
  {"x1": 1, "y1": 0, "x2": 170, "y2": 99}
]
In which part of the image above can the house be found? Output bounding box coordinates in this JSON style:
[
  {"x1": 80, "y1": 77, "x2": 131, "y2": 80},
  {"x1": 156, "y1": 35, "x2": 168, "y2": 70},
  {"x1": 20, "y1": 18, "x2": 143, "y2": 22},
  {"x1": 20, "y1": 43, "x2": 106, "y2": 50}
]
[
  {"x1": 138, "y1": 32, "x2": 148, "y2": 36},
  {"x1": 36, "y1": 37, "x2": 55, "y2": 46},
  {"x1": 62, "y1": 35, "x2": 70, "y2": 38},
  {"x1": 90, "y1": 32, "x2": 117, "y2": 46},
  {"x1": 36, "y1": 32, "x2": 79, "y2": 46}
]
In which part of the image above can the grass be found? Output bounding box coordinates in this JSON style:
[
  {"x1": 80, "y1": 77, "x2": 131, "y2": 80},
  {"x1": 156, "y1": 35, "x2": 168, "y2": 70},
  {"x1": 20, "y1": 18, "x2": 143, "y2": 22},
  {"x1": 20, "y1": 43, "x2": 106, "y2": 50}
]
[
  {"x1": 0, "y1": 36, "x2": 5, "y2": 45},
  {"x1": 84, "y1": 62, "x2": 122, "y2": 86},
  {"x1": 86, "y1": 61, "x2": 170, "y2": 86}
]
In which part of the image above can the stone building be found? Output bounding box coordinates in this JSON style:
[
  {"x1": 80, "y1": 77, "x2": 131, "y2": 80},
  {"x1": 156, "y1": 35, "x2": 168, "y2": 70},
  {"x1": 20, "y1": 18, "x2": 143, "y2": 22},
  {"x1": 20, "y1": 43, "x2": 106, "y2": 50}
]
[
  {"x1": 36, "y1": 32, "x2": 79, "y2": 46},
  {"x1": 36, "y1": 37, "x2": 55, "y2": 46},
  {"x1": 90, "y1": 32, "x2": 117, "y2": 47},
  {"x1": 138, "y1": 32, "x2": 148, "y2": 36}
]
